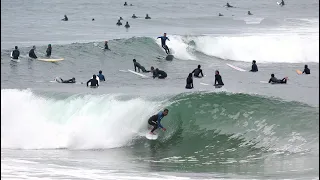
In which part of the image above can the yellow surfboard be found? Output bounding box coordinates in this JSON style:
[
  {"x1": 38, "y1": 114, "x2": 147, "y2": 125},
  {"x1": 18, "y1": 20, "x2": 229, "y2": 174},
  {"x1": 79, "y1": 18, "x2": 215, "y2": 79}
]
[
  {"x1": 38, "y1": 58, "x2": 64, "y2": 62},
  {"x1": 296, "y1": 69, "x2": 302, "y2": 75}
]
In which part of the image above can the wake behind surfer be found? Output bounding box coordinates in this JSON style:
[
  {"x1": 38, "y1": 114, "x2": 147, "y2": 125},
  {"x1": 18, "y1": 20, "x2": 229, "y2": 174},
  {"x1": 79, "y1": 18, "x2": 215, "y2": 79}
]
[
  {"x1": 87, "y1": 75, "x2": 99, "y2": 87},
  {"x1": 133, "y1": 59, "x2": 150, "y2": 73},
  {"x1": 29, "y1": 46, "x2": 37, "y2": 59},
  {"x1": 11, "y1": 46, "x2": 20, "y2": 60},
  {"x1": 148, "y1": 109, "x2": 169, "y2": 135},
  {"x1": 192, "y1": 65, "x2": 204, "y2": 78},
  {"x1": 46, "y1": 44, "x2": 52, "y2": 57},
  {"x1": 268, "y1": 74, "x2": 288, "y2": 84},
  {"x1": 157, "y1": 33, "x2": 170, "y2": 54}
]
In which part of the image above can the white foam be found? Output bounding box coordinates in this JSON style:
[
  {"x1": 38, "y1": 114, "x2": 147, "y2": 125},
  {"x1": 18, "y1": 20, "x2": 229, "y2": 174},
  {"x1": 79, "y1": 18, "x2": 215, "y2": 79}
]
[
  {"x1": 1, "y1": 89, "x2": 164, "y2": 149},
  {"x1": 170, "y1": 34, "x2": 319, "y2": 63}
]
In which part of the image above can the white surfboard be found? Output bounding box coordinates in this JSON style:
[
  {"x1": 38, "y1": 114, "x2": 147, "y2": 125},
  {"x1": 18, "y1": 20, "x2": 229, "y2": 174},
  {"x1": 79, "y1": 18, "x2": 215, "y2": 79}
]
[
  {"x1": 277, "y1": 2, "x2": 280, "y2": 5},
  {"x1": 200, "y1": 82, "x2": 209, "y2": 86},
  {"x1": 146, "y1": 132, "x2": 158, "y2": 140},
  {"x1": 226, "y1": 63, "x2": 246, "y2": 72},
  {"x1": 38, "y1": 58, "x2": 64, "y2": 62},
  {"x1": 260, "y1": 81, "x2": 268, "y2": 84},
  {"x1": 127, "y1": 69, "x2": 148, "y2": 78}
]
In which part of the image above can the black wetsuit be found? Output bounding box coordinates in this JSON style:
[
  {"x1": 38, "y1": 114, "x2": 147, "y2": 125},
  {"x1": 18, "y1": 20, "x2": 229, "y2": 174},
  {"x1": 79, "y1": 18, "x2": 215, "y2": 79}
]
[
  {"x1": 269, "y1": 77, "x2": 287, "y2": 84},
  {"x1": 215, "y1": 74, "x2": 224, "y2": 86},
  {"x1": 134, "y1": 62, "x2": 149, "y2": 73},
  {"x1": 125, "y1": 23, "x2": 130, "y2": 28},
  {"x1": 186, "y1": 77, "x2": 193, "y2": 89},
  {"x1": 303, "y1": 68, "x2": 310, "y2": 74},
  {"x1": 60, "y1": 78, "x2": 76, "y2": 83},
  {"x1": 116, "y1": 21, "x2": 122, "y2": 26},
  {"x1": 11, "y1": 49, "x2": 20, "y2": 59},
  {"x1": 29, "y1": 49, "x2": 37, "y2": 59},
  {"x1": 46, "y1": 47, "x2": 52, "y2": 57},
  {"x1": 104, "y1": 44, "x2": 109, "y2": 50},
  {"x1": 153, "y1": 70, "x2": 167, "y2": 79},
  {"x1": 192, "y1": 68, "x2": 204, "y2": 77},
  {"x1": 250, "y1": 64, "x2": 258, "y2": 72},
  {"x1": 87, "y1": 78, "x2": 99, "y2": 87},
  {"x1": 132, "y1": 15, "x2": 137, "y2": 18}
]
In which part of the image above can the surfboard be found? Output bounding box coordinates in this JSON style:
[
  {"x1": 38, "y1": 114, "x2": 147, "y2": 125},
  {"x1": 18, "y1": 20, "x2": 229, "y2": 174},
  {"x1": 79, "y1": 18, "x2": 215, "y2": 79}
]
[
  {"x1": 127, "y1": 69, "x2": 148, "y2": 78},
  {"x1": 38, "y1": 58, "x2": 64, "y2": 62},
  {"x1": 277, "y1": 2, "x2": 280, "y2": 5},
  {"x1": 165, "y1": 55, "x2": 174, "y2": 61},
  {"x1": 214, "y1": 85, "x2": 223, "y2": 88},
  {"x1": 226, "y1": 63, "x2": 246, "y2": 72},
  {"x1": 200, "y1": 82, "x2": 209, "y2": 86},
  {"x1": 260, "y1": 81, "x2": 268, "y2": 84},
  {"x1": 146, "y1": 132, "x2": 158, "y2": 140},
  {"x1": 296, "y1": 70, "x2": 302, "y2": 75},
  {"x1": 11, "y1": 58, "x2": 20, "y2": 62}
]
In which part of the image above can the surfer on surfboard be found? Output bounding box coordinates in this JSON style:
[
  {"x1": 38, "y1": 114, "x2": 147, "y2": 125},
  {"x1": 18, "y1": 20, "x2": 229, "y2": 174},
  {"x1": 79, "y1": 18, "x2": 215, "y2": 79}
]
[
  {"x1": 302, "y1": 65, "x2": 310, "y2": 74},
  {"x1": 249, "y1": 60, "x2": 258, "y2": 72},
  {"x1": 148, "y1": 109, "x2": 169, "y2": 135},
  {"x1": 11, "y1": 46, "x2": 20, "y2": 60},
  {"x1": 192, "y1": 65, "x2": 204, "y2": 78},
  {"x1": 157, "y1": 33, "x2": 170, "y2": 54},
  {"x1": 29, "y1": 46, "x2": 37, "y2": 59},
  {"x1": 268, "y1": 74, "x2": 288, "y2": 84},
  {"x1": 46, "y1": 44, "x2": 52, "y2": 57},
  {"x1": 133, "y1": 59, "x2": 150, "y2": 73},
  {"x1": 214, "y1": 70, "x2": 224, "y2": 87}
]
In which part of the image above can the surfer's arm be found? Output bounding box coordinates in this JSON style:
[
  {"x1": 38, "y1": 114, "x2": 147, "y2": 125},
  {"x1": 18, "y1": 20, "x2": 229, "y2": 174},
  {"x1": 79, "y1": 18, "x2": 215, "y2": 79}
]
[
  {"x1": 157, "y1": 112, "x2": 164, "y2": 128},
  {"x1": 268, "y1": 78, "x2": 272, "y2": 83},
  {"x1": 200, "y1": 70, "x2": 204, "y2": 77},
  {"x1": 86, "y1": 79, "x2": 91, "y2": 86}
]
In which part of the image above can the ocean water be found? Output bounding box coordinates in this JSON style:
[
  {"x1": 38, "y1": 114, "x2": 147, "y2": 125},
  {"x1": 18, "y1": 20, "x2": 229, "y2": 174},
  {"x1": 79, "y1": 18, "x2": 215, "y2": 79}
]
[{"x1": 1, "y1": 0, "x2": 319, "y2": 179}]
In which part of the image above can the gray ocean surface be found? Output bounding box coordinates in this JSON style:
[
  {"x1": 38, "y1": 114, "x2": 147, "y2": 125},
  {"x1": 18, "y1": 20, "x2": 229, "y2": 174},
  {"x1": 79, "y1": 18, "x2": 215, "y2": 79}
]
[{"x1": 1, "y1": 0, "x2": 319, "y2": 179}]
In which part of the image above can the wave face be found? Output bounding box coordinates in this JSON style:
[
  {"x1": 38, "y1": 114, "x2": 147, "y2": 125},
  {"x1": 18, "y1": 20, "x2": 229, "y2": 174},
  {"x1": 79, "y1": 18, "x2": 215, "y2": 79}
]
[
  {"x1": 166, "y1": 34, "x2": 319, "y2": 63},
  {"x1": 2, "y1": 89, "x2": 318, "y2": 154}
]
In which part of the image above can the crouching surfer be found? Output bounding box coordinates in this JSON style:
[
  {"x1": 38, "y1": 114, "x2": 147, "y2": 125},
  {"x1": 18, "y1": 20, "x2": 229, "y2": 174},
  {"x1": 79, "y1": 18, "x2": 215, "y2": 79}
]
[{"x1": 148, "y1": 109, "x2": 169, "y2": 135}]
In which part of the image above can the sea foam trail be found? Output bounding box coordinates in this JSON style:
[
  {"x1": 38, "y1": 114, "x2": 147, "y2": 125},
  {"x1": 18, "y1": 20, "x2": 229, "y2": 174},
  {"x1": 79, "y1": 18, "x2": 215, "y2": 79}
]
[
  {"x1": 1, "y1": 89, "x2": 163, "y2": 149},
  {"x1": 162, "y1": 34, "x2": 319, "y2": 63}
]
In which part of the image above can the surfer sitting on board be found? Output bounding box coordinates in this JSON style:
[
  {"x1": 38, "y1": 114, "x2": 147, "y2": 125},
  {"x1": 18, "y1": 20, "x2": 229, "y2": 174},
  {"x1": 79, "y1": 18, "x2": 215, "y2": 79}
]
[
  {"x1": 97, "y1": 70, "x2": 105, "y2": 81},
  {"x1": 268, "y1": 74, "x2": 288, "y2": 84},
  {"x1": 302, "y1": 65, "x2": 310, "y2": 74},
  {"x1": 157, "y1": 33, "x2": 170, "y2": 54},
  {"x1": 192, "y1": 65, "x2": 204, "y2": 78},
  {"x1": 46, "y1": 44, "x2": 52, "y2": 57},
  {"x1": 57, "y1": 77, "x2": 76, "y2": 83},
  {"x1": 29, "y1": 46, "x2": 37, "y2": 59},
  {"x1": 151, "y1": 67, "x2": 167, "y2": 79},
  {"x1": 185, "y1": 73, "x2": 194, "y2": 89},
  {"x1": 133, "y1": 59, "x2": 150, "y2": 73},
  {"x1": 87, "y1": 75, "x2": 99, "y2": 87},
  {"x1": 214, "y1": 70, "x2": 224, "y2": 86},
  {"x1": 280, "y1": 0, "x2": 285, "y2": 6},
  {"x1": 249, "y1": 60, "x2": 258, "y2": 72},
  {"x1": 148, "y1": 109, "x2": 169, "y2": 135},
  {"x1": 62, "y1": 15, "x2": 68, "y2": 21},
  {"x1": 11, "y1": 46, "x2": 20, "y2": 60},
  {"x1": 225, "y1": 2, "x2": 233, "y2": 8},
  {"x1": 104, "y1": 41, "x2": 109, "y2": 50}
]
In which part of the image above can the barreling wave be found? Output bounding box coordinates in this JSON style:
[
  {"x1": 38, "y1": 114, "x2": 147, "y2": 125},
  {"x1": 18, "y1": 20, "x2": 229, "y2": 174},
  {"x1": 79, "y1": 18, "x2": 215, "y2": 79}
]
[{"x1": 1, "y1": 89, "x2": 318, "y2": 157}]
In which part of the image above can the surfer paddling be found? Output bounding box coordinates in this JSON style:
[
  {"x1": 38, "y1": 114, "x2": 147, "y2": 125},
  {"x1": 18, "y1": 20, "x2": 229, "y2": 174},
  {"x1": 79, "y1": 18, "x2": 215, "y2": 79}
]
[{"x1": 148, "y1": 109, "x2": 169, "y2": 135}]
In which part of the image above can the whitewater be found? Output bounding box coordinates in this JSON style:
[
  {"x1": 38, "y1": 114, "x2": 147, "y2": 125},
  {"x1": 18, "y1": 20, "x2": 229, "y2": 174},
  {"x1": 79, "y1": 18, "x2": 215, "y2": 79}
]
[{"x1": 1, "y1": 0, "x2": 319, "y2": 179}]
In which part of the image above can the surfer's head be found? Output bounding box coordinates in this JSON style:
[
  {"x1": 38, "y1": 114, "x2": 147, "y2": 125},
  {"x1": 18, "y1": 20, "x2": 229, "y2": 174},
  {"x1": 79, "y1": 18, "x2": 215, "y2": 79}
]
[
  {"x1": 163, "y1": 33, "x2": 167, "y2": 37},
  {"x1": 198, "y1": 65, "x2": 201, "y2": 68},
  {"x1": 215, "y1": 70, "x2": 220, "y2": 75},
  {"x1": 163, "y1": 109, "x2": 169, "y2": 116},
  {"x1": 271, "y1": 74, "x2": 275, "y2": 77},
  {"x1": 93, "y1": 75, "x2": 96, "y2": 78},
  {"x1": 305, "y1": 64, "x2": 308, "y2": 68},
  {"x1": 48, "y1": 44, "x2": 51, "y2": 47},
  {"x1": 33, "y1": 45, "x2": 36, "y2": 49},
  {"x1": 15, "y1": 46, "x2": 18, "y2": 49},
  {"x1": 105, "y1": 41, "x2": 108, "y2": 43},
  {"x1": 99, "y1": 70, "x2": 102, "y2": 74},
  {"x1": 126, "y1": 21, "x2": 129, "y2": 24},
  {"x1": 133, "y1": 59, "x2": 136, "y2": 62},
  {"x1": 72, "y1": 77, "x2": 75, "y2": 80},
  {"x1": 188, "y1": 73, "x2": 193, "y2": 78},
  {"x1": 92, "y1": 18, "x2": 95, "y2": 21},
  {"x1": 151, "y1": 66, "x2": 154, "y2": 71},
  {"x1": 252, "y1": 60, "x2": 256, "y2": 64}
]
